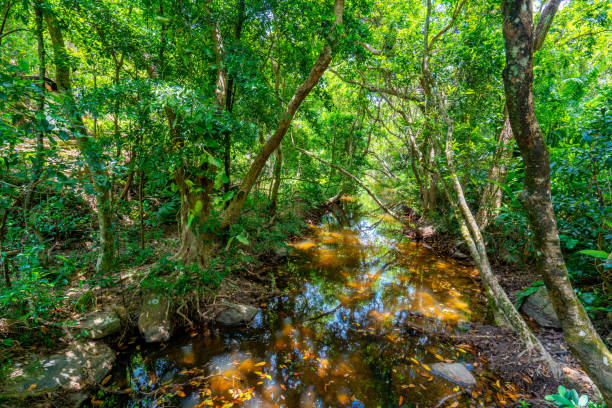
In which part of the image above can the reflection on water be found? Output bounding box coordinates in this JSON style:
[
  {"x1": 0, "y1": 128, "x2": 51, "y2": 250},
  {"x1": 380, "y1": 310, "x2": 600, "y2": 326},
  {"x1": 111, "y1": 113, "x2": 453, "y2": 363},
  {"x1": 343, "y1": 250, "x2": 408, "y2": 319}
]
[{"x1": 99, "y1": 209, "x2": 501, "y2": 407}]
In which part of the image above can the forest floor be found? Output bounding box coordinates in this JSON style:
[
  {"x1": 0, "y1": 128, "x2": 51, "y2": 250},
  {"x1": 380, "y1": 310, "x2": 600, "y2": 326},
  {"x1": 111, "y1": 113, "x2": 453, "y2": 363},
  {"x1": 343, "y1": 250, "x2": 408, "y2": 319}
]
[{"x1": 404, "y1": 211, "x2": 605, "y2": 406}]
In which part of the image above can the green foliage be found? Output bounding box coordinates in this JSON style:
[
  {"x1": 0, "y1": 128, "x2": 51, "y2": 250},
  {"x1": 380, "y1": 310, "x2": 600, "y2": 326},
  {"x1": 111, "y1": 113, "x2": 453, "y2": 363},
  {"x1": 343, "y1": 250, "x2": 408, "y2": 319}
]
[
  {"x1": 514, "y1": 281, "x2": 544, "y2": 309},
  {"x1": 140, "y1": 255, "x2": 226, "y2": 296},
  {"x1": 0, "y1": 246, "x2": 65, "y2": 321},
  {"x1": 545, "y1": 386, "x2": 604, "y2": 408}
]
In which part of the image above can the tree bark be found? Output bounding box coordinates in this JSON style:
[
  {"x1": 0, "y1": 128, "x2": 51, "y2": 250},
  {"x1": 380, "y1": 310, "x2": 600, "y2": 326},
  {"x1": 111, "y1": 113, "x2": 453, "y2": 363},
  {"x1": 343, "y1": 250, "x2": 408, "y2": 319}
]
[
  {"x1": 45, "y1": 13, "x2": 115, "y2": 272},
  {"x1": 502, "y1": 0, "x2": 612, "y2": 402}
]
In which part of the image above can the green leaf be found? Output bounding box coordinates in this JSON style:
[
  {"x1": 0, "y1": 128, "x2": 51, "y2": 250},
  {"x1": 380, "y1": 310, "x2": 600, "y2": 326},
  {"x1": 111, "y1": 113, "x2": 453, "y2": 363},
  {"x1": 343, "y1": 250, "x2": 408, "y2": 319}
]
[
  {"x1": 194, "y1": 200, "x2": 203, "y2": 214},
  {"x1": 577, "y1": 250, "x2": 609, "y2": 259},
  {"x1": 236, "y1": 234, "x2": 249, "y2": 245},
  {"x1": 577, "y1": 395, "x2": 588, "y2": 407}
]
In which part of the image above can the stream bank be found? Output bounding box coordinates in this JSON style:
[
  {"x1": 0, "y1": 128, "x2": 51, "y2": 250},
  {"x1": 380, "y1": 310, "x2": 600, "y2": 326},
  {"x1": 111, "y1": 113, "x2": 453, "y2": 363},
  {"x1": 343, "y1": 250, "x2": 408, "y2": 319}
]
[{"x1": 81, "y1": 206, "x2": 529, "y2": 407}]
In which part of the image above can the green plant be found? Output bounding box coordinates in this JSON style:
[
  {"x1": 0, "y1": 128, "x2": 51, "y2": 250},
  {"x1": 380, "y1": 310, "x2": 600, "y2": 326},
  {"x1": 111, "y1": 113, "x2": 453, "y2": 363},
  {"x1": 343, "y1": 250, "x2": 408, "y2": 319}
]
[
  {"x1": 514, "y1": 281, "x2": 544, "y2": 309},
  {"x1": 545, "y1": 386, "x2": 603, "y2": 408}
]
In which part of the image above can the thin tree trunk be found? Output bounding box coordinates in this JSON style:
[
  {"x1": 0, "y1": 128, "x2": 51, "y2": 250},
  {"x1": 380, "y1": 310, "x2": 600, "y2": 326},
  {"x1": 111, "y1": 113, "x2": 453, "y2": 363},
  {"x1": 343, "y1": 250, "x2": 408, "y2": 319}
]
[
  {"x1": 268, "y1": 144, "x2": 282, "y2": 215},
  {"x1": 45, "y1": 13, "x2": 114, "y2": 272},
  {"x1": 502, "y1": 0, "x2": 612, "y2": 402},
  {"x1": 442, "y1": 105, "x2": 558, "y2": 375},
  {"x1": 34, "y1": 0, "x2": 45, "y2": 179},
  {"x1": 222, "y1": 0, "x2": 246, "y2": 194},
  {"x1": 139, "y1": 170, "x2": 145, "y2": 250},
  {"x1": 476, "y1": 116, "x2": 513, "y2": 229}
]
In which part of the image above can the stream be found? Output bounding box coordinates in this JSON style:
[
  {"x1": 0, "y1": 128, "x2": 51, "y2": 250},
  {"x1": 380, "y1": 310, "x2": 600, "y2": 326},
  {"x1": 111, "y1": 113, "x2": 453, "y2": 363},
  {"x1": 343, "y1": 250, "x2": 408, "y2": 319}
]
[{"x1": 98, "y1": 208, "x2": 510, "y2": 407}]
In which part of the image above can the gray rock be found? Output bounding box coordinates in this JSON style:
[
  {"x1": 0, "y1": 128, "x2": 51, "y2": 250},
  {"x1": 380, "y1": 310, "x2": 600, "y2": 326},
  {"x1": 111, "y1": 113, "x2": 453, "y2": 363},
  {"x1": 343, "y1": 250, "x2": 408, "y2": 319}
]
[
  {"x1": 75, "y1": 308, "x2": 122, "y2": 339},
  {"x1": 2, "y1": 341, "x2": 115, "y2": 402},
  {"x1": 520, "y1": 286, "x2": 561, "y2": 329},
  {"x1": 273, "y1": 245, "x2": 290, "y2": 258},
  {"x1": 430, "y1": 362, "x2": 476, "y2": 387},
  {"x1": 215, "y1": 303, "x2": 259, "y2": 326},
  {"x1": 451, "y1": 250, "x2": 470, "y2": 261},
  {"x1": 138, "y1": 293, "x2": 173, "y2": 342}
]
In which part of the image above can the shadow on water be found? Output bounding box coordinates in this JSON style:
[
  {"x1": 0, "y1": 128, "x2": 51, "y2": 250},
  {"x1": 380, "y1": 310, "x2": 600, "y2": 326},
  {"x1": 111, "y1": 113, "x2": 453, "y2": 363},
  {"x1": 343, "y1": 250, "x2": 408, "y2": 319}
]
[{"x1": 96, "y1": 205, "x2": 499, "y2": 407}]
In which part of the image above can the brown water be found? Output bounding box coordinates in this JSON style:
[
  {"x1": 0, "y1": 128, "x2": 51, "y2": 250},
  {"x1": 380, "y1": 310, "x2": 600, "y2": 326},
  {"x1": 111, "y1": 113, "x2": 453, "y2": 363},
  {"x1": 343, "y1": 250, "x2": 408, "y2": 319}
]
[{"x1": 97, "y1": 210, "x2": 513, "y2": 408}]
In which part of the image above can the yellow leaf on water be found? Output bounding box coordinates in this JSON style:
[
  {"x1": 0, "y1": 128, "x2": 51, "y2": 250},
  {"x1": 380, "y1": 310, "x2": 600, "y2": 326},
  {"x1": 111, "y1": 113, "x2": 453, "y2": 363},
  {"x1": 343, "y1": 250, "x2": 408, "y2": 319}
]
[
  {"x1": 449, "y1": 402, "x2": 459, "y2": 408},
  {"x1": 28, "y1": 383, "x2": 37, "y2": 391},
  {"x1": 254, "y1": 362, "x2": 266, "y2": 367},
  {"x1": 399, "y1": 396, "x2": 404, "y2": 406},
  {"x1": 176, "y1": 390, "x2": 186, "y2": 397},
  {"x1": 410, "y1": 357, "x2": 420, "y2": 365},
  {"x1": 422, "y1": 364, "x2": 431, "y2": 371},
  {"x1": 221, "y1": 404, "x2": 234, "y2": 408},
  {"x1": 101, "y1": 375, "x2": 112, "y2": 385}
]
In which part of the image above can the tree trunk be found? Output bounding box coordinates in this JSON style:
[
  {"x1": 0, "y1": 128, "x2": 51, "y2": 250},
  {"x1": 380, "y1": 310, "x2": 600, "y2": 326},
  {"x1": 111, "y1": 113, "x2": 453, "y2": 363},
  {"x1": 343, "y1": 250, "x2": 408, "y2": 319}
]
[
  {"x1": 139, "y1": 170, "x2": 145, "y2": 250},
  {"x1": 477, "y1": 0, "x2": 560, "y2": 230},
  {"x1": 45, "y1": 13, "x2": 115, "y2": 272},
  {"x1": 268, "y1": 144, "x2": 282, "y2": 215},
  {"x1": 476, "y1": 116, "x2": 513, "y2": 229},
  {"x1": 172, "y1": 168, "x2": 216, "y2": 266},
  {"x1": 502, "y1": 0, "x2": 612, "y2": 402},
  {"x1": 442, "y1": 109, "x2": 558, "y2": 375}
]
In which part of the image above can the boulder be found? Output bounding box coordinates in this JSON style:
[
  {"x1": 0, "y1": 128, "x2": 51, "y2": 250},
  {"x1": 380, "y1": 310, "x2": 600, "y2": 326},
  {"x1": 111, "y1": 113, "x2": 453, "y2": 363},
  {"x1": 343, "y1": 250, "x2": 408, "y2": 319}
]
[
  {"x1": 215, "y1": 303, "x2": 259, "y2": 326},
  {"x1": 1, "y1": 341, "x2": 115, "y2": 402},
  {"x1": 138, "y1": 293, "x2": 173, "y2": 342},
  {"x1": 520, "y1": 286, "x2": 561, "y2": 329},
  {"x1": 430, "y1": 362, "x2": 476, "y2": 387},
  {"x1": 74, "y1": 308, "x2": 122, "y2": 339}
]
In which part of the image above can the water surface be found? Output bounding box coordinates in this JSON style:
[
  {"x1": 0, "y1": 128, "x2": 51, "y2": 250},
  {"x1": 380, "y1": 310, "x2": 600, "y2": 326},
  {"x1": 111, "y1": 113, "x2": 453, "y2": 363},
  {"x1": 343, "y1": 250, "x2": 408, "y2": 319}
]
[{"x1": 99, "y1": 209, "x2": 504, "y2": 407}]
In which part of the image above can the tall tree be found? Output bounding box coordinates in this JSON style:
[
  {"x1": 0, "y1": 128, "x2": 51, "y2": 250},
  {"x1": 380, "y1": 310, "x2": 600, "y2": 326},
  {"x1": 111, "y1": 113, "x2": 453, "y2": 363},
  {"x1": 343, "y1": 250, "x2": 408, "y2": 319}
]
[
  {"x1": 476, "y1": 0, "x2": 561, "y2": 230},
  {"x1": 45, "y1": 12, "x2": 115, "y2": 272},
  {"x1": 501, "y1": 0, "x2": 612, "y2": 403}
]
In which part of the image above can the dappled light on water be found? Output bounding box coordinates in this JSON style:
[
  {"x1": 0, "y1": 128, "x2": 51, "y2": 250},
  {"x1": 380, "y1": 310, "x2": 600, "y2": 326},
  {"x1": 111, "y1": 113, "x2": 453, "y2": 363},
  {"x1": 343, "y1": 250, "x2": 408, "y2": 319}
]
[{"x1": 101, "y1": 209, "x2": 509, "y2": 407}]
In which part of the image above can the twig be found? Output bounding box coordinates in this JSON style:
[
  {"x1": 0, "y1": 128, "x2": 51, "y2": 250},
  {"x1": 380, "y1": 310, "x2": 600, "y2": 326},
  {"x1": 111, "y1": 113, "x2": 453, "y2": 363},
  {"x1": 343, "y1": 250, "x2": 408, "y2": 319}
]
[{"x1": 434, "y1": 391, "x2": 462, "y2": 408}]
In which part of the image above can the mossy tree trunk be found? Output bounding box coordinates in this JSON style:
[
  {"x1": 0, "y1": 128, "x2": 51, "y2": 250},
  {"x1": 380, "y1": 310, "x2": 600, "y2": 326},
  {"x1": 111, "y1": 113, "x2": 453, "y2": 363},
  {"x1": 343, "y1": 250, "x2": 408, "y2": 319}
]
[
  {"x1": 477, "y1": 0, "x2": 560, "y2": 230},
  {"x1": 502, "y1": 0, "x2": 612, "y2": 403},
  {"x1": 45, "y1": 13, "x2": 115, "y2": 273}
]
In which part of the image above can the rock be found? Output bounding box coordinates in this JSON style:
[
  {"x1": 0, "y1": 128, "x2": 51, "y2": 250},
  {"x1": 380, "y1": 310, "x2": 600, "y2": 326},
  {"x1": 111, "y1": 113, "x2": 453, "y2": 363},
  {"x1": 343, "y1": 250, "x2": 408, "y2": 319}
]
[
  {"x1": 273, "y1": 245, "x2": 290, "y2": 259},
  {"x1": 430, "y1": 362, "x2": 476, "y2": 387},
  {"x1": 138, "y1": 293, "x2": 173, "y2": 342},
  {"x1": 2, "y1": 341, "x2": 115, "y2": 402},
  {"x1": 520, "y1": 286, "x2": 561, "y2": 329},
  {"x1": 74, "y1": 308, "x2": 122, "y2": 339},
  {"x1": 215, "y1": 303, "x2": 259, "y2": 326},
  {"x1": 451, "y1": 250, "x2": 470, "y2": 261}
]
